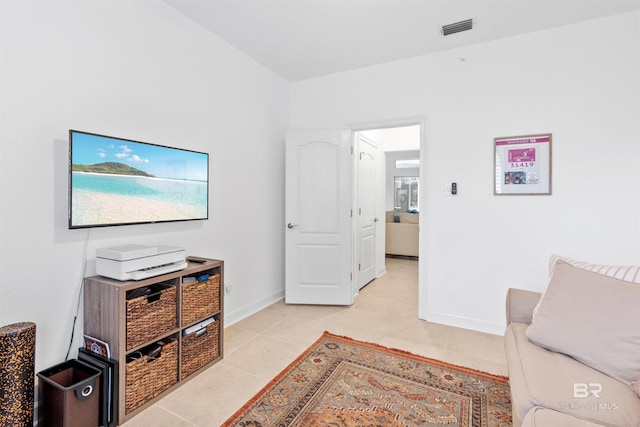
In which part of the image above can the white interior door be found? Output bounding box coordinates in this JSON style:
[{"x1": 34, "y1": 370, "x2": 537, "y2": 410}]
[
  {"x1": 355, "y1": 134, "x2": 380, "y2": 289},
  {"x1": 285, "y1": 129, "x2": 354, "y2": 305}
]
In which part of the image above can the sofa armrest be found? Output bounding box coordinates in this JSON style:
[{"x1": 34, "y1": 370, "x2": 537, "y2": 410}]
[{"x1": 506, "y1": 288, "x2": 542, "y2": 325}]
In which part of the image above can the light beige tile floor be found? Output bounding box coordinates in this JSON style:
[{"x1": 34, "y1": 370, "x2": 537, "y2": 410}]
[{"x1": 122, "y1": 257, "x2": 507, "y2": 427}]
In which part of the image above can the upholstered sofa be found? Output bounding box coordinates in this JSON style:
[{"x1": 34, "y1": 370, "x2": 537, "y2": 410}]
[
  {"x1": 385, "y1": 211, "x2": 418, "y2": 257},
  {"x1": 504, "y1": 256, "x2": 640, "y2": 426}
]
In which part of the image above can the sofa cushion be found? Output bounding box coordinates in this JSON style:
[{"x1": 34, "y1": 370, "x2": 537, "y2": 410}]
[
  {"x1": 632, "y1": 376, "x2": 640, "y2": 398},
  {"x1": 506, "y1": 323, "x2": 640, "y2": 426},
  {"x1": 521, "y1": 407, "x2": 608, "y2": 427},
  {"x1": 386, "y1": 210, "x2": 394, "y2": 222},
  {"x1": 526, "y1": 262, "x2": 640, "y2": 386},
  {"x1": 398, "y1": 212, "x2": 419, "y2": 224},
  {"x1": 385, "y1": 222, "x2": 418, "y2": 257}
]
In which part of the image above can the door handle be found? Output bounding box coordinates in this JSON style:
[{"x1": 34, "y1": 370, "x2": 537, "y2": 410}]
[{"x1": 287, "y1": 223, "x2": 299, "y2": 229}]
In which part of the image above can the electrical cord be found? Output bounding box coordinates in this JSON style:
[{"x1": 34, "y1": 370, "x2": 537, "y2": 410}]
[{"x1": 65, "y1": 229, "x2": 91, "y2": 361}]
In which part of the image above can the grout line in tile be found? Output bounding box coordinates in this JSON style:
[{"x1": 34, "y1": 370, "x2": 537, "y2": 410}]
[{"x1": 148, "y1": 405, "x2": 199, "y2": 427}]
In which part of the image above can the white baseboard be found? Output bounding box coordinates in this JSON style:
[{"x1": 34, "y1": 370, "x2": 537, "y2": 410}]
[
  {"x1": 223, "y1": 289, "x2": 285, "y2": 328},
  {"x1": 422, "y1": 310, "x2": 505, "y2": 336}
]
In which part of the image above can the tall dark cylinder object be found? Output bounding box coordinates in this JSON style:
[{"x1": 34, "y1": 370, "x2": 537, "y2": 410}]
[{"x1": 0, "y1": 322, "x2": 36, "y2": 427}]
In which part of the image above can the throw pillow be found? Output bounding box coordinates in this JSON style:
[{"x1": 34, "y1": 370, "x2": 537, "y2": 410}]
[
  {"x1": 549, "y1": 254, "x2": 640, "y2": 284},
  {"x1": 526, "y1": 261, "x2": 640, "y2": 386}
]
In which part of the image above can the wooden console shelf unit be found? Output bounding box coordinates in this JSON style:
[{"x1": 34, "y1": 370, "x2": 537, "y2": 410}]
[{"x1": 83, "y1": 257, "x2": 224, "y2": 425}]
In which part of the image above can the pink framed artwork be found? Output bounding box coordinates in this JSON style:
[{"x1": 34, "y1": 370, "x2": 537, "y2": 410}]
[{"x1": 494, "y1": 133, "x2": 552, "y2": 195}]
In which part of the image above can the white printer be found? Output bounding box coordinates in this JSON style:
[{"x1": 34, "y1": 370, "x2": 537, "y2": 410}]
[{"x1": 96, "y1": 244, "x2": 187, "y2": 281}]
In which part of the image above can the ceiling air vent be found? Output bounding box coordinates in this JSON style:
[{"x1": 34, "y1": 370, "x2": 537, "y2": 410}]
[{"x1": 442, "y1": 19, "x2": 473, "y2": 36}]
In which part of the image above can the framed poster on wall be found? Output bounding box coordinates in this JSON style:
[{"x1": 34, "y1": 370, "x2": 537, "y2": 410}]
[{"x1": 494, "y1": 133, "x2": 552, "y2": 195}]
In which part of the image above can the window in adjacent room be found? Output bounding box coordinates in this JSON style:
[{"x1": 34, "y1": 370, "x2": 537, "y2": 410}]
[
  {"x1": 395, "y1": 159, "x2": 420, "y2": 169},
  {"x1": 394, "y1": 176, "x2": 419, "y2": 212}
]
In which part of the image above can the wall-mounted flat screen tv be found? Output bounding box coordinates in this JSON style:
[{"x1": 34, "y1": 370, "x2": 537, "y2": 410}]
[{"x1": 69, "y1": 130, "x2": 209, "y2": 229}]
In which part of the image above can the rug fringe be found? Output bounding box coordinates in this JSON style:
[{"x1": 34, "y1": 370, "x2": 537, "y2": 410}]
[{"x1": 320, "y1": 331, "x2": 509, "y2": 383}]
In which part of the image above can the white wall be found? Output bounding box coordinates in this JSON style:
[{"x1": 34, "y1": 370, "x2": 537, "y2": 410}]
[
  {"x1": 1, "y1": 3, "x2": 638, "y2": 375},
  {"x1": 0, "y1": 0, "x2": 289, "y2": 371},
  {"x1": 290, "y1": 11, "x2": 640, "y2": 334}
]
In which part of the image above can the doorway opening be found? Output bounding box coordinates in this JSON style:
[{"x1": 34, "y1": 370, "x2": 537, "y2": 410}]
[{"x1": 351, "y1": 120, "x2": 423, "y2": 315}]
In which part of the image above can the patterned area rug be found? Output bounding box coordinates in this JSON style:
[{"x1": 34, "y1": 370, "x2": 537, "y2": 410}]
[{"x1": 222, "y1": 331, "x2": 511, "y2": 426}]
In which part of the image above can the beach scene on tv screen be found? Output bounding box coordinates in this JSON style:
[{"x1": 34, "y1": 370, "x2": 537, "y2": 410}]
[{"x1": 71, "y1": 132, "x2": 208, "y2": 227}]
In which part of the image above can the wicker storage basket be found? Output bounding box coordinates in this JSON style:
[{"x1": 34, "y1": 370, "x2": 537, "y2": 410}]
[
  {"x1": 126, "y1": 284, "x2": 177, "y2": 350},
  {"x1": 181, "y1": 320, "x2": 220, "y2": 380},
  {"x1": 125, "y1": 339, "x2": 178, "y2": 414},
  {"x1": 182, "y1": 274, "x2": 220, "y2": 326}
]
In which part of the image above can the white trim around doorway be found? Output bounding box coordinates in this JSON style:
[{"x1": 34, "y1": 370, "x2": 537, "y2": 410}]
[{"x1": 346, "y1": 115, "x2": 429, "y2": 322}]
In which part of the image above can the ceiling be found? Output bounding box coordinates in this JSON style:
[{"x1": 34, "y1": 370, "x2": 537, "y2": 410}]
[{"x1": 165, "y1": 0, "x2": 640, "y2": 82}]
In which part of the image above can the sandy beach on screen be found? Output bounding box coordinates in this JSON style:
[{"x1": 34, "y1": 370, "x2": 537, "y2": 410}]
[
  {"x1": 74, "y1": 171, "x2": 196, "y2": 183},
  {"x1": 71, "y1": 189, "x2": 206, "y2": 226}
]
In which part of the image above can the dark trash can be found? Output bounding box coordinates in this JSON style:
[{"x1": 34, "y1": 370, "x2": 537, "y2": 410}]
[{"x1": 37, "y1": 360, "x2": 100, "y2": 427}]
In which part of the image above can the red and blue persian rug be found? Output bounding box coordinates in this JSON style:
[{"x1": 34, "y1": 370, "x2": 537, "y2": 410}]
[{"x1": 222, "y1": 331, "x2": 511, "y2": 426}]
